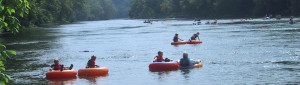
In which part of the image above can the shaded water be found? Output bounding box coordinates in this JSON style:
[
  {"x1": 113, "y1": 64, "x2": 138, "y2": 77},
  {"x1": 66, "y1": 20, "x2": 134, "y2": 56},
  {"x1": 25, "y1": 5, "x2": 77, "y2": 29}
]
[{"x1": 1, "y1": 19, "x2": 299, "y2": 85}]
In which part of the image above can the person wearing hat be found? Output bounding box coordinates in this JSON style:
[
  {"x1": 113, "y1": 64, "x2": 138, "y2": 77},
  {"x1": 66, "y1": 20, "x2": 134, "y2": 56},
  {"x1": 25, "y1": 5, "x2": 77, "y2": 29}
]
[{"x1": 173, "y1": 33, "x2": 183, "y2": 42}]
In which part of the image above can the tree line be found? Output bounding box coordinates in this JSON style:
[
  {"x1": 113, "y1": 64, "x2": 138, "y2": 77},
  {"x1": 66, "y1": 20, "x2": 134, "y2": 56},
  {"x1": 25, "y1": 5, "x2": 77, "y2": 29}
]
[
  {"x1": 111, "y1": 0, "x2": 132, "y2": 18},
  {"x1": 129, "y1": 0, "x2": 300, "y2": 19},
  {"x1": 20, "y1": 0, "x2": 117, "y2": 27}
]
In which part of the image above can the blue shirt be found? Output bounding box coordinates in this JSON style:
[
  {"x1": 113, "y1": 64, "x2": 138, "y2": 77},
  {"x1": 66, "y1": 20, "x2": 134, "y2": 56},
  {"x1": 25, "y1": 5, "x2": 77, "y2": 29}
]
[{"x1": 180, "y1": 58, "x2": 190, "y2": 67}]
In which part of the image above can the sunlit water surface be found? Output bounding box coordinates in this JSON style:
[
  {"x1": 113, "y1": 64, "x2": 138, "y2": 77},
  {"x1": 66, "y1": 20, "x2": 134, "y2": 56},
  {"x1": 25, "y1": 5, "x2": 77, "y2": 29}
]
[{"x1": 1, "y1": 18, "x2": 300, "y2": 85}]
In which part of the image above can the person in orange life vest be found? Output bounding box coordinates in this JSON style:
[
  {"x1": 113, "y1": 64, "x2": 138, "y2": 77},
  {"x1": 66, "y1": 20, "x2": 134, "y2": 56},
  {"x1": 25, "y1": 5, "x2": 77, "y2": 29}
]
[
  {"x1": 50, "y1": 59, "x2": 73, "y2": 71},
  {"x1": 190, "y1": 32, "x2": 200, "y2": 40},
  {"x1": 173, "y1": 33, "x2": 183, "y2": 42},
  {"x1": 86, "y1": 55, "x2": 99, "y2": 68},
  {"x1": 153, "y1": 51, "x2": 164, "y2": 62}
]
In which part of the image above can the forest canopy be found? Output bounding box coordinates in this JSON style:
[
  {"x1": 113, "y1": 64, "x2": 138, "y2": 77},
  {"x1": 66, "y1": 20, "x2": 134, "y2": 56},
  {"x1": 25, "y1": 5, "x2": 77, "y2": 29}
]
[
  {"x1": 129, "y1": 0, "x2": 300, "y2": 19},
  {"x1": 20, "y1": 0, "x2": 117, "y2": 27}
]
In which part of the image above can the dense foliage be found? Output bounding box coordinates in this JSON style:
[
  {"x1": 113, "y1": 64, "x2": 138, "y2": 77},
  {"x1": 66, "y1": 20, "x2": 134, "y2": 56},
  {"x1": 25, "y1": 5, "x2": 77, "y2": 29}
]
[
  {"x1": 0, "y1": 0, "x2": 29, "y2": 84},
  {"x1": 111, "y1": 0, "x2": 131, "y2": 18},
  {"x1": 129, "y1": 0, "x2": 300, "y2": 19},
  {"x1": 20, "y1": 0, "x2": 117, "y2": 27}
]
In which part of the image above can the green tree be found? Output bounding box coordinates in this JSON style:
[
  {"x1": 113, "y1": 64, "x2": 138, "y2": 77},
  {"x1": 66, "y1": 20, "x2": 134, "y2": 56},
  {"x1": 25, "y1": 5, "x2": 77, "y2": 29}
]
[
  {"x1": 129, "y1": 0, "x2": 300, "y2": 19},
  {"x1": 0, "y1": 0, "x2": 29, "y2": 85},
  {"x1": 19, "y1": 0, "x2": 116, "y2": 27},
  {"x1": 111, "y1": 0, "x2": 131, "y2": 18},
  {"x1": 0, "y1": 45, "x2": 16, "y2": 85}
]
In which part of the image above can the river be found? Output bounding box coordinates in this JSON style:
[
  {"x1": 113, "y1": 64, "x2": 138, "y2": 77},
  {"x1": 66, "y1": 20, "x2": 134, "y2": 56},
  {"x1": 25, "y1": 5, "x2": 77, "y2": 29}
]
[{"x1": 1, "y1": 19, "x2": 299, "y2": 85}]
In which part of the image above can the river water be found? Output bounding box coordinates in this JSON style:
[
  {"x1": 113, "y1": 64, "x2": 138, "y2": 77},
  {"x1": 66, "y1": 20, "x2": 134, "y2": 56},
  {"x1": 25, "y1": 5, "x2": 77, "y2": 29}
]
[{"x1": 1, "y1": 19, "x2": 299, "y2": 85}]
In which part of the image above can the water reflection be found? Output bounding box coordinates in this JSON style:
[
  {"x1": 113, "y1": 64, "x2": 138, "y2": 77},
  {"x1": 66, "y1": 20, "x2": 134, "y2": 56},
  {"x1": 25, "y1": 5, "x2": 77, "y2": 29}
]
[
  {"x1": 47, "y1": 76, "x2": 77, "y2": 85},
  {"x1": 156, "y1": 71, "x2": 172, "y2": 80},
  {"x1": 78, "y1": 75, "x2": 108, "y2": 84},
  {"x1": 180, "y1": 69, "x2": 191, "y2": 80}
]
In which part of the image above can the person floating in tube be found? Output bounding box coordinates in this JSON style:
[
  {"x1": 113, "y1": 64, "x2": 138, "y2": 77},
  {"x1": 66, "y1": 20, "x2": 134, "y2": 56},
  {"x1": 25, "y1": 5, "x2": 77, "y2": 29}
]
[
  {"x1": 50, "y1": 59, "x2": 73, "y2": 71},
  {"x1": 153, "y1": 51, "x2": 164, "y2": 62},
  {"x1": 86, "y1": 55, "x2": 100, "y2": 68},
  {"x1": 190, "y1": 32, "x2": 200, "y2": 41},
  {"x1": 173, "y1": 33, "x2": 183, "y2": 42},
  {"x1": 179, "y1": 53, "x2": 200, "y2": 67}
]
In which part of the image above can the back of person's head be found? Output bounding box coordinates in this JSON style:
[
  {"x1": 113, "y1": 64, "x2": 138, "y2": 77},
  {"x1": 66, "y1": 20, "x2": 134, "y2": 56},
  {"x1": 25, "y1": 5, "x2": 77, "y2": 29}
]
[
  {"x1": 175, "y1": 33, "x2": 178, "y2": 35},
  {"x1": 183, "y1": 53, "x2": 188, "y2": 58}
]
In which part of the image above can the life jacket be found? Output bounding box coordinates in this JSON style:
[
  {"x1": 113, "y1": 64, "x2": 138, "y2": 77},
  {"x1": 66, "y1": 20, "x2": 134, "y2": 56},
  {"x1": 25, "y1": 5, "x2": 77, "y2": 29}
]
[
  {"x1": 194, "y1": 33, "x2": 199, "y2": 37},
  {"x1": 52, "y1": 63, "x2": 62, "y2": 70},
  {"x1": 156, "y1": 56, "x2": 164, "y2": 62},
  {"x1": 87, "y1": 59, "x2": 96, "y2": 68},
  {"x1": 191, "y1": 35, "x2": 196, "y2": 40},
  {"x1": 180, "y1": 58, "x2": 190, "y2": 67},
  {"x1": 173, "y1": 36, "x2": 178, "y2": 42}
]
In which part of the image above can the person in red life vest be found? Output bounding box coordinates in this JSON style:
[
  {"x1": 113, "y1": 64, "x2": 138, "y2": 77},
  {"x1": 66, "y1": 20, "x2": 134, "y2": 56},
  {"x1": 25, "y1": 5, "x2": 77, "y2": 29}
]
[
  {"x1": 50, "y1": 59, "x2": 73, "y2": 71},
  {"x1": 153, "y1": 51, "x2": 164, "y2": 62},
  {"x1": 86, "y1": 55, "x2": 100, "y2": 68},
  {"x1": 190, "y1": 32, "x2": 200, "y2": 40},
  {"x1": 173, "y1": 33, "x2": 183, "y2": 42}
]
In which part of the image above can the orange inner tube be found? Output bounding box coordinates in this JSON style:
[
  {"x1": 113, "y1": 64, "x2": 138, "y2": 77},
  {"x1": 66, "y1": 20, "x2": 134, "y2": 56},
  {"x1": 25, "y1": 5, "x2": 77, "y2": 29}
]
[
  {"x1": 78, "y1": 67, "x2": 109, "y2": 76},
  {"x1": 187, "y1": 40, "x2": 202, "y2": 44},
  {"x1": 46, "y1": 69, "x2": 77, "y2": 79},
  {"x1": 171, "y1": 40, "x2": 202, "y2": 45},
  {"x1": 178, "y1": 62, "x2": 203, "y2": 69},
  {"x1": 192, "y1": 62, "x2": 203, "y2": 68},
  {"x1": 171, "y1": 41, "x2": 188, "y2": 45},
  {"x1": 149, "y1": 62, "x2": 179, "y2": 71}
]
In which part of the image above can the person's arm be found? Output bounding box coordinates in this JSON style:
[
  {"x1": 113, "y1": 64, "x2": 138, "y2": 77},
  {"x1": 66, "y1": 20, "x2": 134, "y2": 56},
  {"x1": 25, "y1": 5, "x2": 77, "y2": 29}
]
[
  {"x1": 95, "y1": 65, "x2": 100, "y2": 67},
  {"x1": 179, "y1": 38, "x2": 183, "y2": 41},
  {"x1": 153, "y1": 56, "x2": 157, "y2": 62},
  {"x1": 50, "y1": 65, "x2": 54, "y2": 71},
  {"x1": 86, "y1": 60, "x2": 90, "y2": 68}
]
